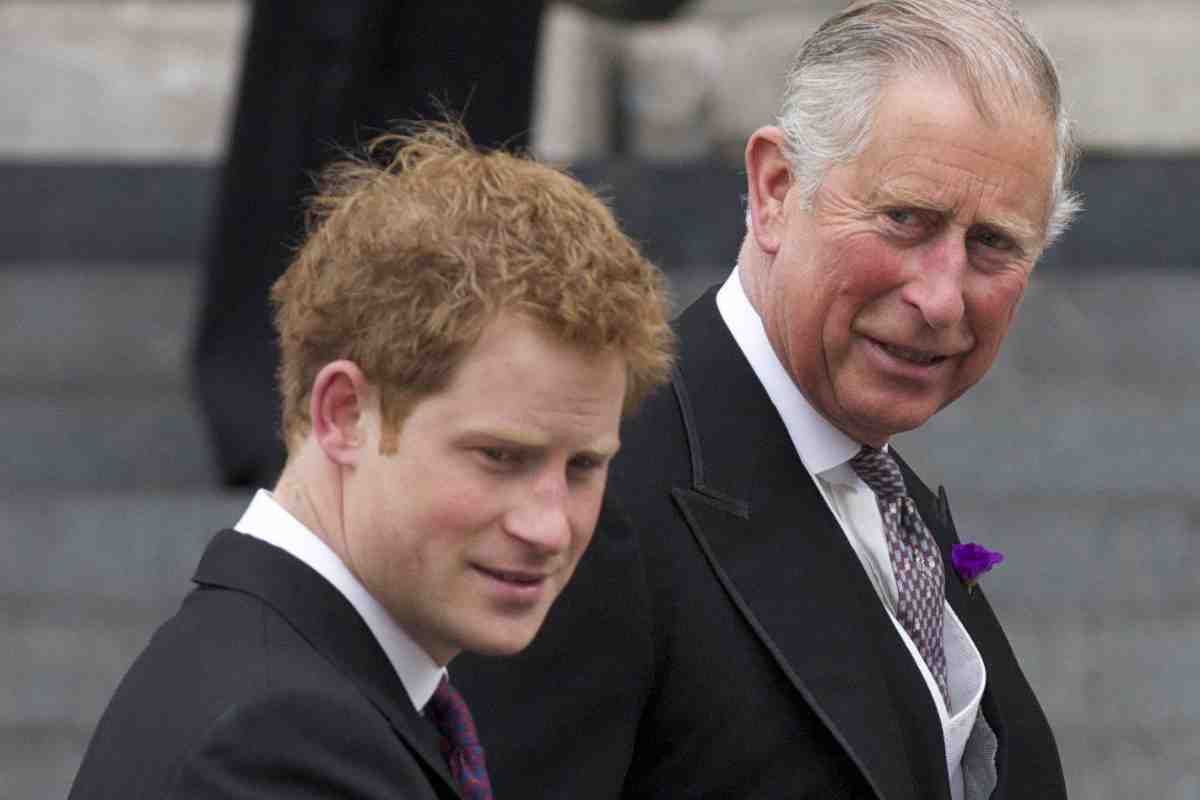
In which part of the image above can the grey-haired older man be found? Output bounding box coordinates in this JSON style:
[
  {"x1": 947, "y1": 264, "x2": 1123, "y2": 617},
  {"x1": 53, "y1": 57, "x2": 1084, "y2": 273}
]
[{"x1": 457, "y1": 1, "x2": 1078, "y2": 798}]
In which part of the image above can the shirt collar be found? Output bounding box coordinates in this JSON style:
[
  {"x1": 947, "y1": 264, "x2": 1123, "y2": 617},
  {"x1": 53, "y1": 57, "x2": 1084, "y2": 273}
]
[
  {"x1": 716, "y1": 266, "x2": 866, "y2": 485},
  {"x1": 234, "y1": 489, "x2": 446, "y2": 711}
]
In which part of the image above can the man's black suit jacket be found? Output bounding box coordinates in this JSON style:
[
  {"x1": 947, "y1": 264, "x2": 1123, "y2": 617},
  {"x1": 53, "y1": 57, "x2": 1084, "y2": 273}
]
[
  {"x1": 69, "y1": 530, "x2": 460, "y2": 799},
  {"x1": 455, "y1": 287, "x2": 1067, "y2": 799}
]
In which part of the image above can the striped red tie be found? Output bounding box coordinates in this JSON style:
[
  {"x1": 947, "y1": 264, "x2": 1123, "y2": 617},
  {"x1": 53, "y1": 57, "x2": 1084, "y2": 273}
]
[{"x1": 425, "y1": 676, "x2": 494, "y2": 799}]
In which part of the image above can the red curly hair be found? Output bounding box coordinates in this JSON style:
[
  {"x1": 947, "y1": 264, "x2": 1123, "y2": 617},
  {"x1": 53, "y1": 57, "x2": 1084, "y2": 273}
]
[{"x1": 271, "y1": 123, "x2": 674, "y2": 451}]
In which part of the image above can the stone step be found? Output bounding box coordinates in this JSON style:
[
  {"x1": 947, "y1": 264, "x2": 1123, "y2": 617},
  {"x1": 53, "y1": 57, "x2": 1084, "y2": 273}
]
[
  {"x1": 0, "y1": 489, "x2": 249, "y2": 606},
  {"x1": 1005, "y1": 616, "x2": 1200, "y2": 736},
  {"x1": 1, "y1": 723, "x2": 89, "y2": 800},
  {"x1": 1053, "y1": 721, "x2": 1200, "y2": 800},
  {"x1": 9, "y1": 155, "x2": 1199, "y2": 270},
  {"x1": 941, "y1": 490, "x2": 1200, "y2": 627},
  {"x1": 0, "y1": 264, "x2": 197, "y2": 387},
  {"x1": 894, "y1": 375, "x2": 1200, "y2": 497},
  {"x1": 1, "y1": 488, "x2": 249, "y2": 799},
  {"x1": 0, "y1": 385, "x2": 218, "y2": 488},
  {"x1": 1, "y1": 163, "x2": 217, "y2": 263},
  {"x1": 893, "y1": 267, "x2": 1200, "y2": 496}
]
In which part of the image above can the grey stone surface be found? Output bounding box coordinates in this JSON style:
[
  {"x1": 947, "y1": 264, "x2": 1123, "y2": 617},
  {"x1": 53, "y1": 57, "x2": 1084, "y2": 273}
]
[
  {"x1": 0, "y1": 262, "x2": 215, "y2": 489},
  {"x1": 0, "y1": 489, "x2": 248, "y2": 605},
  {"x1": 1003, "y1": 269, "x2": 1200, "y2": 382},
  {"x1": 708, "y1": 11, "x2": 825, "y2": 159},
  {"x1": 1032, "y1": 4, "x2": 1200, "y2": 152},
  {"x1": 0, "y1": 2, "x2": 246, "y2": 160},
  {"x1": 1, "y1": 488, "x2": 249, "y2": 799},
  {"x1": 1, "y1": 724, "x2": 90, "y2": 800},
  {"x1": 946, "y1": 492, "x2": 1200, "y2": 627},
  {"x1": 1008, "y1": 617, "x2": 1200, "y2": 734},
  {"x1": 0, "y1": 386, "x2": 218, "y2": 488},
  {"x1": 532, "y1": 3, "x2": 623, "y2": 163},
  {"x1": 894, "y1": 268, "x2": 1200, "y2": 496},
  {"x1": 1054, "y1": 722, "x2": 1200, "y2": 800},
  {"x1": 7, "y1": 618, "x2": 168, "y2": 729},
  {"x1": 895, "y1": 374, "x2": 1200, "y2": 496},
  {"x1": 0, "y1": 162, "x2": 218, "y2": 263},
  {"x1": 689, "y1": 0, "x2": 845, "y2": 19},
  {"x1": 621, "y1": 21, "x2": 723, "y2": 161},
  {"x1": 0, "y1": 264, "x2": 196, "y2": 386}
]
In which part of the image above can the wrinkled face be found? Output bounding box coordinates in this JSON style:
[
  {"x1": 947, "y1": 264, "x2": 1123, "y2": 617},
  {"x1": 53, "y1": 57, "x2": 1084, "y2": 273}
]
[
  {"x1": 755, "y1": 71, "x2": 1055, "y2": 446},
  {"x1": 342, "y1": 312, "x2": 626, "y2": 664}
]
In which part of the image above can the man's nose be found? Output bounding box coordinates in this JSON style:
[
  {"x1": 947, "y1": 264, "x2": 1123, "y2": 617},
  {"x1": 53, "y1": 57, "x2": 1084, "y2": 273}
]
[
  {"x1": 902, "y1": 234, "x2": 967, "y2": 329},
  {"x1": 503, "y1": 476, "x2": 572, "y2": 554}
]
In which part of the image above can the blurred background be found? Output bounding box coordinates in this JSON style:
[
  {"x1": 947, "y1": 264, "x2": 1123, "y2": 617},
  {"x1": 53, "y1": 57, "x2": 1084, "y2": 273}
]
[{"x1": 2, "y1": 0, "x2": 1198, "y2": 797}]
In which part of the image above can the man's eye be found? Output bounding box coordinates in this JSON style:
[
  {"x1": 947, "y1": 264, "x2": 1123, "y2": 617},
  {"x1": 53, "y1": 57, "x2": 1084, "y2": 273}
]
[
  {"x1": 885, "y1": 208, "x2": 917, "y2": 226},
  {"x1": 479, "y1": 447, "x2": 522, "y2": 466},
  {"x1": 569, "y1": 455, "x2": 598, "y2": 471},
  {"x1": 969, "y1": 227, "x2": 1016, "y2": 253},
  {"x1": 567, "y1": 455, "x2": 608, "y2": 479}
]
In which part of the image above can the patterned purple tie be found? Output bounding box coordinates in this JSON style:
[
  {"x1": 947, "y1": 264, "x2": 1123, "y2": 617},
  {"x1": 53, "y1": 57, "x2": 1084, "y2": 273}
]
[
  {"x1": 425, "y1": 676, "x2": 494, "y2": 799},
  {"x1": 849, "y1": 446, "x2": 950, "y2": 706}
]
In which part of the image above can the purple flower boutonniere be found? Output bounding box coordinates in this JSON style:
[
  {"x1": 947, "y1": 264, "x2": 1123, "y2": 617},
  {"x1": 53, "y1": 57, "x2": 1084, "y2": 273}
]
[{"x1": 950, "y1": 543, "x2": 1005, "y2": 594}]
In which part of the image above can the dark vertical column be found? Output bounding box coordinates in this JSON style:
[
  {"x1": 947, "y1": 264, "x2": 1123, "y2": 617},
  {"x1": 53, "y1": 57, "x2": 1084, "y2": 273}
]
[{"x1": 193, "y1": 1, "x2": 545, "y2": 487}]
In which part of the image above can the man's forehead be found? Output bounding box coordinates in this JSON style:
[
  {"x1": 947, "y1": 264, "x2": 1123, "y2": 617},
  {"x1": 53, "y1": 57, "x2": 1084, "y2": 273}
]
[{"x1": 848, "y1": 86, "x2": 1055, "y2": 242}]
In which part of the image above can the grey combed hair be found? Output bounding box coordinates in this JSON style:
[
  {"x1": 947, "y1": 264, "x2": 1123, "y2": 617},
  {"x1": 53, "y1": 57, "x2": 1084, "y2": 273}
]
[{"x1": 778, "y1": 0, "x2": 1081, "y2": 246}]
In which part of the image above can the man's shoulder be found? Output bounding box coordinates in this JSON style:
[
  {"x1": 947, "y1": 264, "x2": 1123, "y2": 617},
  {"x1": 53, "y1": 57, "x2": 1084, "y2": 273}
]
[
  {"x1": 71, "y1": 670, "x2": 436, "y2": 798},
  {"x1": 611, "y1": 287, "x2": 782, "y2": 505},
  {"x1": 96, "y1": 580, "x2": 354, "y2": 730},
  {"x1": 70, "y1": 580, "x2": 444, "y2": 798}
]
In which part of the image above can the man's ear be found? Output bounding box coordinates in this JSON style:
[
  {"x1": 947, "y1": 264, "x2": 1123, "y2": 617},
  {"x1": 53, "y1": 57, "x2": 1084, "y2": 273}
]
[
  {"x1": 745, "y1": 126, "x2": 794, "y2": 255},
  {"x1": 309, "y1": 360, "x2": 373, "y2": 466}
]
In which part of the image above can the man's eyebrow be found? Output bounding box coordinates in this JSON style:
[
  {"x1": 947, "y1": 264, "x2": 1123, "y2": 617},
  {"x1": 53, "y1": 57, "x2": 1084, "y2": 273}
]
[
  {"x1": 570, "y1": 436, "x2": 622, "y2": 460},
  {"x1": 868, "y1": 183, "x2": 944, "y2": 211},
  {"x1": 591, "y1": 439, "x2": 622, "y2": 459},
  {"x1": 461, "y1": 426, "x2": 622, "y2": 458},
  {"x1": 869, "y1": 185, "x2": 1043, "y2": 245}
]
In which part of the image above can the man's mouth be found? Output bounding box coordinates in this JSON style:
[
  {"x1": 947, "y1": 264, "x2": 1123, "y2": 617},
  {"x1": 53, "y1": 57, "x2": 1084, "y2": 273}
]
[
  {"x1": 877, "y1": 341, "x2": 948, "y2": 366},
  {"x1": 476, "y1": 566, "x2": 547, "y2": 586}
]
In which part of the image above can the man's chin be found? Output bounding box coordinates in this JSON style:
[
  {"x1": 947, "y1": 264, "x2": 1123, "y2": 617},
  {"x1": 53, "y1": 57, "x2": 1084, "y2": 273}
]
[
  {"x1": 460, "y1": 621, "x2": 544, "y2": 659},
  {"x1": 840, "y1": 404, "x2": 941, "y2": 446}
]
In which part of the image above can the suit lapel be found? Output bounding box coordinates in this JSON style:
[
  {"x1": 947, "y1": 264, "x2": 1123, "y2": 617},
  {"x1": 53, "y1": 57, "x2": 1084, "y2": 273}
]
[
  {"x1": 669, "y1": 291, "x2": 948, "y2": 800},
  {"x1": 192, "y1": 530, "x2": 460, "y2": 798}
]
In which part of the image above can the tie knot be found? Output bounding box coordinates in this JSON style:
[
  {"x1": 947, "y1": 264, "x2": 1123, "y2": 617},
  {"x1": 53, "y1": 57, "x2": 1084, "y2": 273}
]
[
  {"x1": 425, "y1": 676, "x2": 481, "y2": 751},
  {"x1": 849, "y1": 446, "x2": 907, "y2": 501}
]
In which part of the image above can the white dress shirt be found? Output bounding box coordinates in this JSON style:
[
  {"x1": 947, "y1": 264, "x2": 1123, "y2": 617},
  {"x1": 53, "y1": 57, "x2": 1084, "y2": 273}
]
[
  {"x1": 716, "y1": 269, "x2": 989, "y2": 800},
  {"x1": 234, "y1": 489, "x2": 446, "y2": 713}
]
